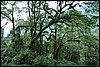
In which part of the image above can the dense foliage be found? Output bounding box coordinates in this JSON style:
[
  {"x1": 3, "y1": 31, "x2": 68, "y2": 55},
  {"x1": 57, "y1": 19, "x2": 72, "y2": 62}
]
[{"x1": 1, "y1": 1, "x2": 99, "y2": 66}]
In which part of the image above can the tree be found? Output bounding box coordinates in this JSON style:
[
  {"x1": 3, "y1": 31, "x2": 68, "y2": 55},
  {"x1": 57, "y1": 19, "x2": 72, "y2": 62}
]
[{"x1": 1, "y1": 1, "x2": 99, "y2": 66}]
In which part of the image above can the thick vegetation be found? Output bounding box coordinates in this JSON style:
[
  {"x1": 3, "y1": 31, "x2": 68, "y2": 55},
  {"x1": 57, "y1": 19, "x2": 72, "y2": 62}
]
[{"x1": 1, "y1": 1, "x2": 99, "y2": 66}]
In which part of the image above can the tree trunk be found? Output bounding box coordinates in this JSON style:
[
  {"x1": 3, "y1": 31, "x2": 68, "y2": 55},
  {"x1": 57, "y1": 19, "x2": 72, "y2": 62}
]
[
  {"x1": 12, "y1": 4, "x2": 15, "y2": 37},
  {"x1": 1, "y1": 27, "x2": 4, "y2": 39},
  {"x1": 53, "y1": 23, "x2": 57, "y2": 59}
]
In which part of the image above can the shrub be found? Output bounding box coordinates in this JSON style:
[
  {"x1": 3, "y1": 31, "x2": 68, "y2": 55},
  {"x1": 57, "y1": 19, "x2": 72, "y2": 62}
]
[
  {"x1": 33, "y1": 55, "x2": 54, "y2": 66},
  {"x1": 11, "y1": 48, "x2": 35, "y2": 65},
  {"x1": 1, "y1": 45, "x2": 17, "y2": 65}
]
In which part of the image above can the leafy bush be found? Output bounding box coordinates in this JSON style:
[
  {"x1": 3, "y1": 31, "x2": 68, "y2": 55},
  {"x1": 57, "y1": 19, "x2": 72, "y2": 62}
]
[
  {"x1": 11, "y1": 48, "x2": 35, "y2": 65},
  {"x1": 33, "y1": 55, "x2": 54, "y2": 66},
  {"x1": 1, "y1": 45, "x2": 17, "y2": 65},
  {"x1": 33, "y1": 55, "x2": 78, "y2": 66},
  {"x1": 56, "y1": 59, "x2": 77, "y2": 66}
]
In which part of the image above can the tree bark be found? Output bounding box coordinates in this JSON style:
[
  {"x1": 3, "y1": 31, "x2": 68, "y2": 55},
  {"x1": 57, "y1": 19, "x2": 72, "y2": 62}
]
[
  {"x1": 53, "y1": 23, "x2": 57, "y2": 59},
  {"x1": 11, "y1": 2, "x2": 15, "y2": 45}
]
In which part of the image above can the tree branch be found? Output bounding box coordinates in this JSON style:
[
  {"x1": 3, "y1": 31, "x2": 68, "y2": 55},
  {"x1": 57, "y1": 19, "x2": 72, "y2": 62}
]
[
  {"x1": 29, "y1": 20, "x2": 56, "y2": 49},
  {"x1": 62, "y1": 35, "x2": 84, "y2": 45},
  {"x1": 1, "y1": 12, "x2": 12, "y2": 21},
  {"x1": 43, "y1": 4, "x2": 54, "y2": 19},
  {"x1": 55, "y1": 34, "x2": 82, "y2": 59}
]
